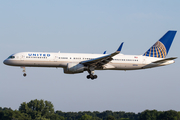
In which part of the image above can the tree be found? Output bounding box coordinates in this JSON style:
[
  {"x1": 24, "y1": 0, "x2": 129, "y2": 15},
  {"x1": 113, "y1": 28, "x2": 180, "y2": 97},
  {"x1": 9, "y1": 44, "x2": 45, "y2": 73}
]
[
  {"x1": 79, "y1": 114, "x2": 93, "y2": 120},
  {"x1": 138, "y1": 110, "x2": 158, "y2": 120},
  {"x1": 19, "y1": 99, "x2": 55, "y2": 119},
  {"x1": 158, "y1": 110, "x2": 179, "y2": 120},
  {"x1": 50, "y1": 114, "x2": 65, "y2": 120},
  {"x1": 106, "y1": 115, "x2": 115, "y2": 120}
]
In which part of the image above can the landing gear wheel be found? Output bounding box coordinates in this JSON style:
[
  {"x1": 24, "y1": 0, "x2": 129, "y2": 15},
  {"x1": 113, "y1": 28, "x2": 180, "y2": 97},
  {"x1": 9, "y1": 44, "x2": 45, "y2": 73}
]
[
  {"x1": 94, "y1": 75, "x2": 97, "y2": 79},
  {"x1": 90, "y1": 75, "x2": 97, "y2": 80},
  {"x1": 86, "y1": 74, "x2": 98, "y2": 79},
  {"x1": 91, "y1": 76, "x2": 94, "y2": 80},
  {"x1": 23, "y1": 73, "x2": 27, "y2": 77},
  {"x1": 87, "y1": 75, "x2": 91, "y2": 79}
]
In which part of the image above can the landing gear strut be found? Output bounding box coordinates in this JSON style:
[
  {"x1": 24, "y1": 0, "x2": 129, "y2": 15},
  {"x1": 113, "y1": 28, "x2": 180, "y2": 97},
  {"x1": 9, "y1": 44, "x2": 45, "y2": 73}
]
[
  {"x1": 86, "y1": 69, "x2": 98, "y2": 80},
  {"x1": 21, "y1": 67, "x2": 27, "y2": 77}
]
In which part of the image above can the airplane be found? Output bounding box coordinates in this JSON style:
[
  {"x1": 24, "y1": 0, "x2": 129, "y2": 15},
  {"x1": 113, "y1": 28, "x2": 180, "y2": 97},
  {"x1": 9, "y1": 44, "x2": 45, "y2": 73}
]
[{"x1": 3, "y1": 30, "x2": 177, "y2": 80}]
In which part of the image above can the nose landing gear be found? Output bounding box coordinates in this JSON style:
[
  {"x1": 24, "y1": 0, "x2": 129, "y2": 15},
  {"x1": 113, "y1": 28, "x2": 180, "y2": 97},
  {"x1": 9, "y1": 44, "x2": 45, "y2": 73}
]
[
  {"x1": 21, "y1": 67, "x2": 27, "y2": 77},
  {"x1": 23, "y1": 73, "x2": 27, "y2": 77}
]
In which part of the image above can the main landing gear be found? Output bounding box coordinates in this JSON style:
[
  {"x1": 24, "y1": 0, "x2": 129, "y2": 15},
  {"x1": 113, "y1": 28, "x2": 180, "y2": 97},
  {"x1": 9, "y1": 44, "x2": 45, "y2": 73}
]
[
  {"x1": 86, "y1": 69, "x2": 98, "y2": 80},
  {"x1": 87, "y1": 74, "x2": 97, "y2": 80},
  {"x1": 21, "y1": 67, "x2": 27, "y2": 77}
]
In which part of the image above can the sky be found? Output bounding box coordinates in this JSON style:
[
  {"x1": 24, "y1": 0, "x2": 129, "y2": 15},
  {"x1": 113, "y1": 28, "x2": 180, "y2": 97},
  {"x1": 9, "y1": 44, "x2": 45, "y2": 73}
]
[{"x1": 0, "y1": 0, "x2": 180, "y2": 113}]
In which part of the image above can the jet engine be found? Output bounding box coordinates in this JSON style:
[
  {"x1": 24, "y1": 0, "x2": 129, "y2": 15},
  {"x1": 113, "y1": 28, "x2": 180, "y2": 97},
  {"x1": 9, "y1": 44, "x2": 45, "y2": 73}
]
[{"x1": 63, "y1": 63, "x2": 86, "y2": 74}]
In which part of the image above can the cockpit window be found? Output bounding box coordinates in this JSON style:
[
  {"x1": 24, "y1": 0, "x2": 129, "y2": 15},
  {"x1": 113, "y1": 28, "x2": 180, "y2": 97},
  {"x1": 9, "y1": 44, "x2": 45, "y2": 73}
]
[{"x1": 8, "y1": 56, "x2": 15, "y2": 59}]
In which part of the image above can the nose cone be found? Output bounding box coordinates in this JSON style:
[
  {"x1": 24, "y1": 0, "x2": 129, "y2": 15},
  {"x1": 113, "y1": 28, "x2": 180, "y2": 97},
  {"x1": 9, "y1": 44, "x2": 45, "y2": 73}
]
[{"x1": 3, "y1": 59, "x2": 9, "y2": 65}]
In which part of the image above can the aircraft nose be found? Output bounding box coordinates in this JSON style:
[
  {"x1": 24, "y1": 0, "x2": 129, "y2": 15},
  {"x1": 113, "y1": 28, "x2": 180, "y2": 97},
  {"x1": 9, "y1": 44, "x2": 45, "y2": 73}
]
[{"x1": 3, "y1": 59, "x2": 9, "y2": 65}]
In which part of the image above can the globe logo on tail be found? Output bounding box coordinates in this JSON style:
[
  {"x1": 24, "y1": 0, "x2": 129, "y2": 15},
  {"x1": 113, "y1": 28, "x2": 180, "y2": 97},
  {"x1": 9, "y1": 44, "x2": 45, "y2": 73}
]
[{"x1": 143, "y1": 41, "x2": 167, "y2": 58}]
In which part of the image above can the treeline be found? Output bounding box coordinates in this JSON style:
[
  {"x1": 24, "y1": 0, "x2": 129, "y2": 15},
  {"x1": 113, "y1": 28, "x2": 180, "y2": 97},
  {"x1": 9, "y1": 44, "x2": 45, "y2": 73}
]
[{"x1": 0, "y1": 99, "x2": 180, "y2": 120}]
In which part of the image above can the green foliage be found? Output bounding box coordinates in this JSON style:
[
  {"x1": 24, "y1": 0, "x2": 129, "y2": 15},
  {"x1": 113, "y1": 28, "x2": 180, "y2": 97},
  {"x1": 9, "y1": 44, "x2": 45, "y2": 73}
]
[
  {"x1": 79, "y1": 114, "x2": 93, "y2": 120},
  {"x1": 50, "y1": 114, "x2": 65, "y2": 120},
  {"x1": 0, "y1": 108, "x2": 31, "y2": 120},
  {"x1": 119, "y1": 118, "x2": 132, "y2": 120},
  {"x1": 139, "y1": 109, "x2": 180, "y2": 120},
  {"x1": 106, "y1": 115, "x2": 115, "y2": 120},
  {"x1": 19, "y1": 99, "x2": 55, "y2": 119},
  {"x1": 139, "y1": 110, "x2": 159, "y2": 120},
  {"x1": 1, "y1": 100, "x2": 180, "y2": 120}
]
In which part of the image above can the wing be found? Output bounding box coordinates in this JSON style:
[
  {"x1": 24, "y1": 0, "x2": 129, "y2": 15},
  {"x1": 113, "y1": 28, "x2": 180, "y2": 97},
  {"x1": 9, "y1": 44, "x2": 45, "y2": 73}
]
[
  {"x1": 80, "y1": 42, "x2": 124, "y2": 68},
  {"x1": 152, "y1": 57, "x2": 177, "y2": 63}
]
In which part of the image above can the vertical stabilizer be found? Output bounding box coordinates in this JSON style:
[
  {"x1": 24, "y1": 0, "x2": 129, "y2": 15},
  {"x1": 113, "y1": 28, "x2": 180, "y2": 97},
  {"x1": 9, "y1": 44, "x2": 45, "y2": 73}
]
[{"x1": 143, "y1": 31, "x2": 177, "y2": 58}]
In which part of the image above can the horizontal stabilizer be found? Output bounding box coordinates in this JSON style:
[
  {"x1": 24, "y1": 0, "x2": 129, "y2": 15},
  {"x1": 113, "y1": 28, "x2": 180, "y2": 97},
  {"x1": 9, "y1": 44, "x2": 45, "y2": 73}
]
[{"x1": 152, "y1": 57, "x2": 177, "y2": 63}]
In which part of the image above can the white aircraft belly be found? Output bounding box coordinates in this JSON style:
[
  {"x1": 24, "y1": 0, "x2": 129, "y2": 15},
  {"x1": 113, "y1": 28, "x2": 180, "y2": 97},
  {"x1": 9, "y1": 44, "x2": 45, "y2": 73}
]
[
  {"x1": 105, "y1": 63, "x2": 144, "y2": 70},
  {"x1": 5, "y1": 60, "x2": 68, "y2": 67}
]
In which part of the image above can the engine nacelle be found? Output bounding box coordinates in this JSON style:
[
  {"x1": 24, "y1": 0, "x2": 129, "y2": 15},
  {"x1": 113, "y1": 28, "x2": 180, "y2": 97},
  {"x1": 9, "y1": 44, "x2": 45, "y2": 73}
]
[{"x1": 63, "y1": 63, "x2": 85, "y2": 74}]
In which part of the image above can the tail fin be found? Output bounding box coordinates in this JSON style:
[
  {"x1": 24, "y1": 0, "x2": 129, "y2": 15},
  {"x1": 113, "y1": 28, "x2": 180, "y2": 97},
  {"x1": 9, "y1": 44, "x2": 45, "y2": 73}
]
[{"x1": 143, "y1": 31, "x2": 177, "y2": 58}]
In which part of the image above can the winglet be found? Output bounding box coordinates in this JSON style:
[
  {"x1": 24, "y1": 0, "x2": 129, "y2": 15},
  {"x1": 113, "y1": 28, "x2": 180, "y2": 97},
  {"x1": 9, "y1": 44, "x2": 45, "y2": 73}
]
[
  {"x1": 116, "y1": 42, "x2": 124, "y2": 53},
  {"x1": 103, "y1": 51, "x2": 106, "y2": 54}
]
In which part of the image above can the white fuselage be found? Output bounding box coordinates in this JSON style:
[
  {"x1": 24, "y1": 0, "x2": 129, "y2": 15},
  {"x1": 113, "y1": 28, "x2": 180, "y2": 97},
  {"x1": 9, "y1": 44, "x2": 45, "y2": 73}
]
[
  {"x1": 3, "y1": 31, "x2": 177, "y2": 79},
  {"x1": 3, "y1": 52, "x2": 174, "y2": 71}
]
